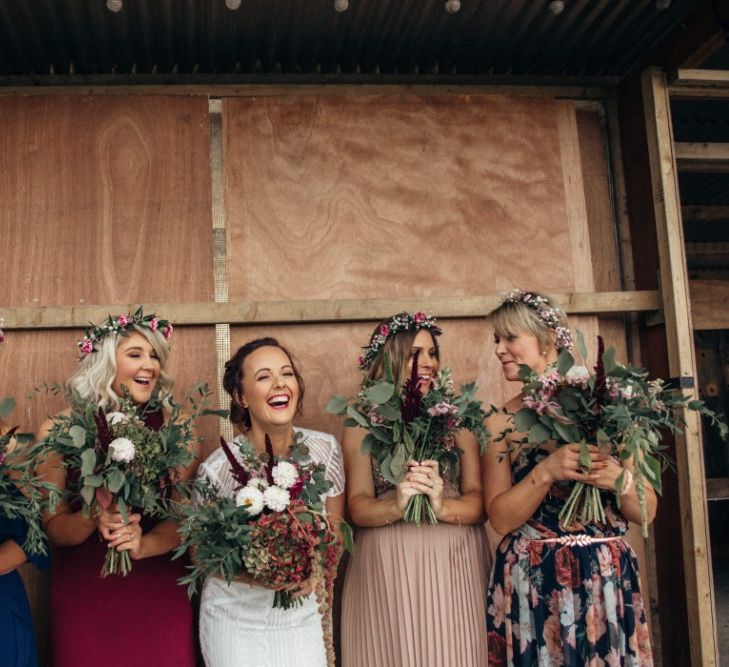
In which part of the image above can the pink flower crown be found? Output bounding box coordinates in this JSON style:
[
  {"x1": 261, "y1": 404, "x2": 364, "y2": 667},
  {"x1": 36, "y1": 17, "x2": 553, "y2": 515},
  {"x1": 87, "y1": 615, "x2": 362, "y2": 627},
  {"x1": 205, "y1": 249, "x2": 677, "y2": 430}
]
[
  {"x1": 503, "y1": 289, "x2": 573, "y2": 351},
  {"x1": 358, "y1": 311, "x2": 441, "y2": 371},
  {"x1": 77, "y1": 306, "x2": 173, "y2": 358}
]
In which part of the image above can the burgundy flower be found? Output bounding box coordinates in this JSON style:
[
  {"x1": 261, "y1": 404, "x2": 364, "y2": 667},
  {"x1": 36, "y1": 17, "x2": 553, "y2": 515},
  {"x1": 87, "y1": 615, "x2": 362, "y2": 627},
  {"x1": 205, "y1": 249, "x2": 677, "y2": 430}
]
[
  {"x1": 93, "y1": 408, "x2": 115, "y2": 453},
  {"x1": 401, "y1": 349, "x2": 422, "y2": 424},
  {"x1": 379, "y1": 324, "x2": 390, "y2": 337},
  {"x1": 264, "y1": 433, "x2": 275, "y2": 486},
  {"x1": 554, "y1": 545, "x2": 581, "y2": 588},
  {"x1": 220, "y1": 436, "x2": 250, "y2": 487},
  {"x1": 487, "y1": 632, "x2": 507, "y2": 666}
]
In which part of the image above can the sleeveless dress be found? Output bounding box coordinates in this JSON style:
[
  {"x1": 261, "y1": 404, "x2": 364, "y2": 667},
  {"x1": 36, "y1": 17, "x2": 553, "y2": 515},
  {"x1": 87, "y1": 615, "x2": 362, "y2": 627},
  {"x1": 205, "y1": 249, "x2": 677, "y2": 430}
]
[
  {"x1": 49, "y1": 410, "x2": 195, "y2": 667},
  {"x1": 197, "y1": 427, "x2": 345, "y2": 667},
  {"x1": 0, "y1": 509, "x2": 50, "y2": 667},
  {"x1": 341, "y1": 457, "x2": 491, "y2": 667},
  {"x1": 487, "y1": 447, "x2": 653, "y2": 666}
]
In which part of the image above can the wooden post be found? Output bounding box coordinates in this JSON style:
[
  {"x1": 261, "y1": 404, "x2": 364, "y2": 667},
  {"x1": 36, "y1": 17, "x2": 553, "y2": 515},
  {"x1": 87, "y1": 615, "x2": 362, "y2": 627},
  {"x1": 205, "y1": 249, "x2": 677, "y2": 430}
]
[{"x1": 641, "y1": 67, "x2": 718, "y2": 667}]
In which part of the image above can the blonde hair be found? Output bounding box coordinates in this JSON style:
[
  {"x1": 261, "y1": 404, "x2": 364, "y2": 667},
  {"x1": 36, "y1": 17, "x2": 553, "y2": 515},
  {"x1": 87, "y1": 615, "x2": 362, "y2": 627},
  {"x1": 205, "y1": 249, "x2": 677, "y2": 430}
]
[
  {"x1": 487, "y1": 291, "x2": 569, "y2": 352},
  {"x1": 66, "y1": 325, "x2": 174, "y2": 410},
  {"x1": 363, "y1": 323, "x2": 440, "y2": 387}
]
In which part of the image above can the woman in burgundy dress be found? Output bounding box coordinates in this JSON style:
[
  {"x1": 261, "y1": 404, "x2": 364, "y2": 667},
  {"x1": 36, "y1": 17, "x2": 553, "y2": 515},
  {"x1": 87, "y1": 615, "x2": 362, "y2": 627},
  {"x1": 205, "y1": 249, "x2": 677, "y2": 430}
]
[{"x1": 36, "y1": 311, "x2": 197, "y2": 667}]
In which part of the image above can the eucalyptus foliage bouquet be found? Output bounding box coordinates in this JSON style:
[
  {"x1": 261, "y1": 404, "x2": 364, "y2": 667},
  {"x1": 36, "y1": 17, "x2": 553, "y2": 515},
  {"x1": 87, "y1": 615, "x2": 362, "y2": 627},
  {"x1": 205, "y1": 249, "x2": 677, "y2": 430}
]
[
  {"x1": 0, "y1": 398, "x2": 60, "y2": 555},
  {"x1": 36, "y1": 385, "x2": 217, "y2": 576},
  {"x1": 171, "y1": 433, "x2": 352, "y2": 664},
  {"x1": 513, "y1": 333, "x2": 728, "y2": 536},
  {"x1": 327, "y1": 352, "x2": 491, "y2": 525}
]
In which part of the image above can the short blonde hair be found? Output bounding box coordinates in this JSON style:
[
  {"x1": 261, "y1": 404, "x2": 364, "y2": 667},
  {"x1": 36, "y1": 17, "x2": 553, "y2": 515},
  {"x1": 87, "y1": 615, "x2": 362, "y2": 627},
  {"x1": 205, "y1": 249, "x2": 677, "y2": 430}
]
[
  {"x1": 487, "y1": 291, "x2": 570, "y2": 351},
  {"x1": 67, "y1": 325, "x2": 174, "y2": 410}
]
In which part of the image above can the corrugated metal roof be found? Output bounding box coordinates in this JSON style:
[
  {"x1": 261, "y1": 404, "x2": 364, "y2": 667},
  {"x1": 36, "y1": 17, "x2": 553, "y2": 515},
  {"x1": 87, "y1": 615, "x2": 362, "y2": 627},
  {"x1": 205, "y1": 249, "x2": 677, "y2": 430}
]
[{"x1": 0, "y1": 0, "x2": 697, "y2": 80}]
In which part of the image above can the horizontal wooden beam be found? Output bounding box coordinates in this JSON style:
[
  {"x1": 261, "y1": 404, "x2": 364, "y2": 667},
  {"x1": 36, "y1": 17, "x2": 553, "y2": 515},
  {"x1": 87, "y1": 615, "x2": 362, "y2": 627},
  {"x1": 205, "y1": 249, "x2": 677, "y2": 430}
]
[
  {"x1": 682, "y1": 206, "x2": 729, "y2": 221},
  {"x1": 669, "y1": 69, "x2": 729, "y2": 99},
  {"x1": 0, "y1": 291, "x2": 661, "y2": 330},
  {"x1": 691, "y1": 280, "x2": 729, "y2": 330},
  {"x1": 676, "y1": 142, "x2": 729, "y2": 172},
  {"x1": 706, "y1": 477, "x2": 729, "y2": 501},
  {"x1": 0, "y1": 74, "x2": 617, "y2": 100}
]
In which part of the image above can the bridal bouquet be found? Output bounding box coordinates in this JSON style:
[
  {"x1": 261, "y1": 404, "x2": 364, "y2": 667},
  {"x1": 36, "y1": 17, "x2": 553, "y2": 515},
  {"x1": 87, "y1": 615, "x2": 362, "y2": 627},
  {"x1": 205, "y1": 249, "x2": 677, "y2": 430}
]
[
  {"x1": 172, "y1": 433, "x2": 352, "y2": 666},
  {"x1": 513, "y1": 334, "x2": 727, "y2": 535},
  {"x1": 0, "y1": 398, "x2": 60, "y2": 555},
  {"x1": 36, "y1": 385, "x2": 216, "y2": 575},
  {"x1": 327, "y1": 352, "x2": 491, "y2": 525}
]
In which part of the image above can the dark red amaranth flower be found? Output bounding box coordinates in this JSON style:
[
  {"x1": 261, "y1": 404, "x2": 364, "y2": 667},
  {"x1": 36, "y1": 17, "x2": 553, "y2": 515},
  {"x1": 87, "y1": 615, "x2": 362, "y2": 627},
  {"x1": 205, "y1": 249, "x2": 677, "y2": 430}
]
[
  {"x1": 94, "y1": 408, "x2": 115, "y2": 453},
  {"x1": 219, "y1": 436, "x2": 250, "y2": 487},
  {"x1": 264, "y1": 433, "x2": 275, "y2": 485},
  {"x1": 401, "y1": 349, "x2": 422, "y2": 424}
]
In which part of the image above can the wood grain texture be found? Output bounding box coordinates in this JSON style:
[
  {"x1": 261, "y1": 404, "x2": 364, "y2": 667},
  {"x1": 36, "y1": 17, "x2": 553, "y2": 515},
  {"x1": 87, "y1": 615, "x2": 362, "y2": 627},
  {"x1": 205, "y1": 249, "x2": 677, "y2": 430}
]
[
  {"x1": 0, "y1": 95, "x2": 214, "y2": 306},
  {"x1": 224, "y1": 94, "x2": 585, "y2": 302},
  {"x1": 0, "y1": 94, "x2": 217, "y2": 662}
]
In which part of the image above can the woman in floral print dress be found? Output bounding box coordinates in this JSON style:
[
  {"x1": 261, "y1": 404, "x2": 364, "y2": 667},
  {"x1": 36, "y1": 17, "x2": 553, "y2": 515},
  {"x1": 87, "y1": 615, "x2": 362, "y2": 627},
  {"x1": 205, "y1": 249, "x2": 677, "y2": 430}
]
[{"x1": 482, "y1": 291, "x2": 654, "y2": 666}]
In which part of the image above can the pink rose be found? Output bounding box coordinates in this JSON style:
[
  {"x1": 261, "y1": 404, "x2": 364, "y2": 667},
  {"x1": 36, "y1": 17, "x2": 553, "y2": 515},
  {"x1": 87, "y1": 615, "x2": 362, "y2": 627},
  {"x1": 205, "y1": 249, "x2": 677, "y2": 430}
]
[
  {"x1": 379, "y1": 324, "x2": 390, "y2": 337},
  {"x1": 0, "y1": 330, "x2": 5, "y2": 344},
  {"x1": 117, "y1": 314, "x2": 129, "y2": 326},
  {"x1": 80, "y1": 338, "x2": 94, "y2": 354},
  {"x1": 413, "y1": 311, "x2": 426, "y2": 324},
  {"x1": 357, "y1": 355, "x2": 364, "y2": 366},
  {"x1": 163, "y1": 323, "x2": 173, "y2": 340},
  {"x1": 150, "y1": 318, "x2": 159, "y2": 331}
]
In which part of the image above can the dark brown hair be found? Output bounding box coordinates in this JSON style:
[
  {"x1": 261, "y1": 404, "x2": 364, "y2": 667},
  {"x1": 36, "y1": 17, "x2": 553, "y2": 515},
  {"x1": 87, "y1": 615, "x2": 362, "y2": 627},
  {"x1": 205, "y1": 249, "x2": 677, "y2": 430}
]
[{"x1": 222, "y1": 337, "x2": 305, "y2": 430}]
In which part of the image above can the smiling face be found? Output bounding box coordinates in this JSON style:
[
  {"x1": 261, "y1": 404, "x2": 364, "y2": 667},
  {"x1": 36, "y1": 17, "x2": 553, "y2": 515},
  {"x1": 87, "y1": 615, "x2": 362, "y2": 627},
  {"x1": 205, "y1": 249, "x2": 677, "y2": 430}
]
[
  {"x1": 239, "y1": 346, "x2": 301, "y2": 430},
  {"x1": 406, "y1": 329, "x2": 440, "y2": 395},
  {"x1": 111, "y1": 332, "x2": 161, "y2": 404},
  {"x1": 494, "y1": 329, "x2": 555, "y2": 381}
]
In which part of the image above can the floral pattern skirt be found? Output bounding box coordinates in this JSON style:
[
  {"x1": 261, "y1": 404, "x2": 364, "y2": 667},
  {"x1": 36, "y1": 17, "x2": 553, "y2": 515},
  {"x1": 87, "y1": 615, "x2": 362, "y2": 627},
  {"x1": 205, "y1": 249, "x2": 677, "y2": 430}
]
[{"x1": 487, "y1": 531, "x2": 653, "y2": 666}]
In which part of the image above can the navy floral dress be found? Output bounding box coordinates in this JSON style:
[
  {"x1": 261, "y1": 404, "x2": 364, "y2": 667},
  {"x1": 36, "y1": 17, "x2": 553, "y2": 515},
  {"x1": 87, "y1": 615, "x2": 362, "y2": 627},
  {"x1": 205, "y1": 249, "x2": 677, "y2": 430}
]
[{"x1": 487, "y1": 448, "x2": 653, "y2": 666}]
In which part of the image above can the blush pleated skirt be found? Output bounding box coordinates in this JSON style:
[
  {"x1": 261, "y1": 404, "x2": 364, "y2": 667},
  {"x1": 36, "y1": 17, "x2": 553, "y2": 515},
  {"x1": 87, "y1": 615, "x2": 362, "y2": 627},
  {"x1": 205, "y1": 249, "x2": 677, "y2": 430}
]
[{"x1": 341, "y1": 520, "x2": 492, "y2": 667}]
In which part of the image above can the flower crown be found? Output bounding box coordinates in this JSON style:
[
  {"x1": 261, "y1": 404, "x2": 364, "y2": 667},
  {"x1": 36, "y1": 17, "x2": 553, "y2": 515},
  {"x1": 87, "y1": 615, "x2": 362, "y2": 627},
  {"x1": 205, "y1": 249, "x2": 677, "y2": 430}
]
[
  {"x1": 77, "y1": 306, "x2": 173, "y2": 357},
  {"x1": 503, "y1": 289, "x2": 573, "y2": 351},
  {"x1": 359, "y1": 311, "x2": 442, "y2": 370}
]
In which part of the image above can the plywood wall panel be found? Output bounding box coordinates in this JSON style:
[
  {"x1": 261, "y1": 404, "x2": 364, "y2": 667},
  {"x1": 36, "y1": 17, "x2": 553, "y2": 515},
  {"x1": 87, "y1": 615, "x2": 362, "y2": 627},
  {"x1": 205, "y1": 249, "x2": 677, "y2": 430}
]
[
  {"x1": 0, "y1": 95, "x2": 214, "y2": 306},
  {"x1": 224, "y1": 95, "x2": 590, "y2": 302}
]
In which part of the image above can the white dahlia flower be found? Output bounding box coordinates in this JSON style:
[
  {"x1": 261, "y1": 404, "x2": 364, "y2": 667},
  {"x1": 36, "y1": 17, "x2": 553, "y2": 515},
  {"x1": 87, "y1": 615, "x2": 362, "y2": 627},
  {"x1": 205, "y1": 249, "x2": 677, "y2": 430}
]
[
  {"x1": 271, "y1": 461, "x2": 298, "y2": 490},
  {"x1": 108, "y1": 437, "x2": 136, "y2": 463},
  {"x1": 263, "y1": 485, "x2": 290, "y2": 512},
  {"x1": 235, "y1": 486, "x2": 264, "y2": 516},
  {"x1": 106, "y1": 411, "x2": 129, "y2": 426}
]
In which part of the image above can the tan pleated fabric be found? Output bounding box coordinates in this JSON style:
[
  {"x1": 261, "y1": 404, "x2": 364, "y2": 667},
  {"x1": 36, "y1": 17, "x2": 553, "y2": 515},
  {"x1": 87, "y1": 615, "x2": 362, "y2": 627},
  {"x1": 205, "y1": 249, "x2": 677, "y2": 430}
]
[{"x1": 341, "y1": 519, "x2": 492, "y2": 667}]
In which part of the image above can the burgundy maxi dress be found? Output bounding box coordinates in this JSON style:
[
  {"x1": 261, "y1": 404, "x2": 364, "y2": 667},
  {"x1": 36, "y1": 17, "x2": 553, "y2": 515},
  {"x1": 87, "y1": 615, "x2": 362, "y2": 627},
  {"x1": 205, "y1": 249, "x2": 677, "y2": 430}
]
[{"x1": 49, "y1": 410, "x2": 194, "y2": 667}]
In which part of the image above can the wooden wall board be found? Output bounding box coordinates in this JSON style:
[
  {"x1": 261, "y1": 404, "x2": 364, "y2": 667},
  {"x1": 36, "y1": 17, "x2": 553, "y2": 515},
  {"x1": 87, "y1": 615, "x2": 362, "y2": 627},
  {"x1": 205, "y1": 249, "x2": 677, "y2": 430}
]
[
  {"x1": 223, "y1": 94, "x2": 590, "y2": 303},
  {"x1": 0, "y1": 95, "x2": 214, "y2": 306}
]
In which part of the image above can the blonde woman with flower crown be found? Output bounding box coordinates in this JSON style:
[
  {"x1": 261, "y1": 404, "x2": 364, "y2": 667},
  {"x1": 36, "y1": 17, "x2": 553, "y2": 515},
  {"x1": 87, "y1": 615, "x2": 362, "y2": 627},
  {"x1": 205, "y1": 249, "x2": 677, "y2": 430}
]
[
  {"x1": 35, "y1": 310, "x2": 198, "y2": 667},
  {"x1": 340, "y1": 313, "x2": 490, "y2": 667},
  {"x1": 483, "y1": 291, "x2": 654, "y2": 666}
]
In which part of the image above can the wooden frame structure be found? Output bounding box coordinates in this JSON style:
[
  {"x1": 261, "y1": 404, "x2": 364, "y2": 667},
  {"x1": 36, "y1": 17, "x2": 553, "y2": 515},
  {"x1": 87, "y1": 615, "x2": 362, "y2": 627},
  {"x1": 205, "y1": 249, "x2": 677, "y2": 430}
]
[{"x1": 642, "y1": 65, "x2": 729, "y2": 667}]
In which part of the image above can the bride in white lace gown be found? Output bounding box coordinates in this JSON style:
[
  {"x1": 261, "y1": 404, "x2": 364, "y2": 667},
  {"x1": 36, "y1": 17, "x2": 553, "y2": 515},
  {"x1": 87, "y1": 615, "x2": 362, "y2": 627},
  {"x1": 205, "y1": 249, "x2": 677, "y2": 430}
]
[{"x1": 197, "y1": 339, "x2": 345, "y2": 667}]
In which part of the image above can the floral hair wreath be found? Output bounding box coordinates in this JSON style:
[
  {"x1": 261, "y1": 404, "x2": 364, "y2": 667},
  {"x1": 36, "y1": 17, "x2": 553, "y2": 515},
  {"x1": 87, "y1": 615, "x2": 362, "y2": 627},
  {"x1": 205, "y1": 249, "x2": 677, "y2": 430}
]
[
  {"x1": 0, "y1": 317, "x2": 4, "y2": 344},
  {"x1": 358, "y1": 311, "x2": 442, "y2": 371},
  {"x1": 503, "y1": 289, "x2": 573, "y2": 351},
  {"x1": 77, "y1": 306, "x2": 173, "y2": 358}
]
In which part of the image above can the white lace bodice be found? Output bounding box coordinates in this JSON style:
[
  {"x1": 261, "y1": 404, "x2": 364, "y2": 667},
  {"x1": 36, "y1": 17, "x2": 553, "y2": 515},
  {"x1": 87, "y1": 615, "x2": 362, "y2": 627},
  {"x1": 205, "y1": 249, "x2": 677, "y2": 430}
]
[{"x1": 197, "y1": 427, "x2": 345, "y2": 500}]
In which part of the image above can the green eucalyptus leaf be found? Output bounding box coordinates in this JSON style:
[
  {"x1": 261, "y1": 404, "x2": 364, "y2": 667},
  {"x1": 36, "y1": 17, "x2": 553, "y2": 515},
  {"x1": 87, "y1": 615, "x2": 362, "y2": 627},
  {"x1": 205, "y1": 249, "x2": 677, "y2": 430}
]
[
  {"x1": 529, "y1": 422, "x2": 552, "y2": 444},
  {"x1": 514, "y1": 409, "x2": 537, "y2": 432},
  {"x1": 80, "y1": 485, "x2": 94, "y2": 506},
  {"x1": 365, "y1": 382, "x2": 396, "y2": 405},
  {"x1": 345, "y1": 406, "x2": 370, "y2": 429},
  {"x1": 107, "y1": 468, "x2": 125, "y2": 493},
  {"x1": 84, "y1": 474, "x2": 103, "y2": 488},
  {"x1": 80, "y1": 448, "x2": 97, "y2": 476},
  {"x1": 69, "y1": 425, "x2": 87, "y2": 448},
  {"x1": 577, "y1": 330, "x2": 588, "y2": 360},
  {"x1": 325, "y1": 396, "x2": 349, "y2": 415},
  {"x1": 557, "y1": 349, "x2": 575, "y2": 376}
]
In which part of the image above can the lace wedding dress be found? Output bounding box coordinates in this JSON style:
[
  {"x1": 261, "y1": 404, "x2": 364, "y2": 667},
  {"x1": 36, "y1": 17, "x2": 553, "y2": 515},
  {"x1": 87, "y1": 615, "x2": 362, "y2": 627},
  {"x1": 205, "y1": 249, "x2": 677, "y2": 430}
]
[{"x1": 197, "y1": 428, "x2": 345, "y2": 667}]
